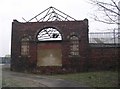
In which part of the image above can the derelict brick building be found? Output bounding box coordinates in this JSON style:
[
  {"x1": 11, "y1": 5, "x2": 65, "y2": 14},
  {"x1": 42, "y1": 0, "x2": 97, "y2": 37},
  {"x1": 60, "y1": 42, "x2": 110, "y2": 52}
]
[{"x1": 11, "y1": 7, "x2": 119, "y2": 73}]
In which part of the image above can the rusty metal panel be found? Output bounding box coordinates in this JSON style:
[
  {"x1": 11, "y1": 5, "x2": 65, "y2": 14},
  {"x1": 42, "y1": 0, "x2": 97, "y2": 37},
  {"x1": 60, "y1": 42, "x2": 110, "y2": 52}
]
[{"x1": 37, "y1": 43, "x2": 62, "y2": 66}]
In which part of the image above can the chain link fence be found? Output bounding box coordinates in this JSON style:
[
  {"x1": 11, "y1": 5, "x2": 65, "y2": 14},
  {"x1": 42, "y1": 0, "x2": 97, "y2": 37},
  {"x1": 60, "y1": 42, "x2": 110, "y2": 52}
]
[{"x1": 89, "y1": 32, "x2": 120, "y2": 44}]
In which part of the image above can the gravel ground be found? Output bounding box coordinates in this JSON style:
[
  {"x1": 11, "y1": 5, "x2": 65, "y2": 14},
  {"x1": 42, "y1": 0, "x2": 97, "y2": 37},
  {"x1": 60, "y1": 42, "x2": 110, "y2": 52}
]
[
  {"x1": 0, "y1": 64, "x2": 2, "y2": 88},
  {"x1": 2, "y1": 64, "x2": 47, "y2": 87},
  {"x1": 2, "y1": 64, "x2": 89, "y2": 88}
]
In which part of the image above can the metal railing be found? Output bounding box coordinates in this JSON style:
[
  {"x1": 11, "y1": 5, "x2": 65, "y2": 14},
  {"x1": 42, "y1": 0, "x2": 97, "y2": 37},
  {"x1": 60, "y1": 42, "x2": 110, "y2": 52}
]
[{"x1": 89, "y1": 32, "x2": 120, "y2": 44}]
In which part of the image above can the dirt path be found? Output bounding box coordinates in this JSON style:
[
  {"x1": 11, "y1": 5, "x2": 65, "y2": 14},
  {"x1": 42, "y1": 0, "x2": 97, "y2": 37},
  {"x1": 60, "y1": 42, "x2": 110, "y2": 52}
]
[{"x1": 2, "y1": 64, "x2": 89, "y2": 87}]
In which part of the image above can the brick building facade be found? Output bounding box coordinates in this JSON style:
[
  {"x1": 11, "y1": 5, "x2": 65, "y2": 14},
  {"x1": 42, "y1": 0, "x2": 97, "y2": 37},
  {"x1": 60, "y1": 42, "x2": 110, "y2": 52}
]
[
  {"x1": 11, "y1": 19, "x2": 119, "y2": 74},
  {"x1": 11, "y1": 7, "x2": 119, "y2": 74},
  {"x1": 11, "y1": 19, "x2": 90, "y2": 73}
]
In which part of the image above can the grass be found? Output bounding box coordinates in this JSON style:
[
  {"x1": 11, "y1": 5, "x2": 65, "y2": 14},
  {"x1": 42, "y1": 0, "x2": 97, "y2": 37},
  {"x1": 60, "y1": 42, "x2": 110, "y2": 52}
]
[
  {"x1": 2, "y1": 77, "x2": 24, "y2": 87},
  {"x1": 48, "y1": 71, "x2": 118, "y2": 87},
  {"x1": 2, "y1": 66, "x2": 119, "y2": 87},
  {"x1": 0, "y1": 66, "x2": 2, "y2": 88}
]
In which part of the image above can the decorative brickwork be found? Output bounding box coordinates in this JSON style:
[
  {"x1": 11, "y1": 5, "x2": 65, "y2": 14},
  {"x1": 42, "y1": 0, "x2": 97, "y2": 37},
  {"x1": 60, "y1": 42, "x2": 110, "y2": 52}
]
[
  {"x1": 11, "y1": 7, "x2": 119, "y2": 73},
  {"x1": 11, "y1": 19, "x2": 90, "y2": 73}
]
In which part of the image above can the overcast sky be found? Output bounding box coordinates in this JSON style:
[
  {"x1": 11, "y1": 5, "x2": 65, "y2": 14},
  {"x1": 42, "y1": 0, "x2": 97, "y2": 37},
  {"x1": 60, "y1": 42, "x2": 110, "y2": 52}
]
[{"x1": 0, "y1": 0, "x2": 117, "y2": 57}]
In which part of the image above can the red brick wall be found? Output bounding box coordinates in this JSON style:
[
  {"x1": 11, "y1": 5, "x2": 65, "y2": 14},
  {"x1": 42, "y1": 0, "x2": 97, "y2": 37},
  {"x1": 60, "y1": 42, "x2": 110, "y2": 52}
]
[
  {"x1": 11, "y1": 20, "x2": 119, "y2": 73},
  {"x1": 89, "y1": 46, "x2": 119, "y2": 71},
  {"x1": 11, "y1": 19, "x2": 89, "y2": 73}
]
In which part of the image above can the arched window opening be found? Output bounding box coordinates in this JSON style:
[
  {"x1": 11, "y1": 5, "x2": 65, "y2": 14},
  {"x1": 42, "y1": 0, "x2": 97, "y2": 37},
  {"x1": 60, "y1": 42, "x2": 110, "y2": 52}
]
[
  {"x1": 21, "y1": 37, "x2": 29, "y2": 56},
  {"x1": 37, "y1": 27, "x2": 62, "y2": 41},
  {"x1": 70, "y1": 35, "x2": 79, "y2": 56}
]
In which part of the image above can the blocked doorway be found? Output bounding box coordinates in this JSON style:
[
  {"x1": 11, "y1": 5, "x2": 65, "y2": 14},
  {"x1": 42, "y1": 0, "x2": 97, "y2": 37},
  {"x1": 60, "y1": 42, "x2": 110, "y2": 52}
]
[
  {"x1": 37, "y1": 43, "x2": 62, "y2": 66},
  {"x1": 36, "y1": 27, "x2": 62, "y2": 67}
]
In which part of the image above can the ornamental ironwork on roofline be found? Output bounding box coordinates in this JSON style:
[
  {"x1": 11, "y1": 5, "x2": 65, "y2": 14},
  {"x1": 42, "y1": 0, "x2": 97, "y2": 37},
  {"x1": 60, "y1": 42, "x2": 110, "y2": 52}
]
[{"x1": 22, "y1": 6, "x2": 76, "y2": 22}]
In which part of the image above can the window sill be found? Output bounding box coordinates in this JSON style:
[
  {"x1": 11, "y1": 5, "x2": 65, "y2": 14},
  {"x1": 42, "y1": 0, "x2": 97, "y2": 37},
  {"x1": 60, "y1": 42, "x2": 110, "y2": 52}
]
[
  {"x1": 19, "y1": 55, "x2": 31, "y2": 58},
  {"x1": 68, "y1": 55, "x2": 80, "y2": 58}
]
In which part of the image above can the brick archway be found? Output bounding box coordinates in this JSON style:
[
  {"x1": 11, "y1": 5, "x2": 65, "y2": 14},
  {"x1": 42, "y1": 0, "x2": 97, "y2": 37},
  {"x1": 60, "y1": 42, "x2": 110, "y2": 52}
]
[{"x1": 36, "y1": 27, "x2": 62, "y2": 67}]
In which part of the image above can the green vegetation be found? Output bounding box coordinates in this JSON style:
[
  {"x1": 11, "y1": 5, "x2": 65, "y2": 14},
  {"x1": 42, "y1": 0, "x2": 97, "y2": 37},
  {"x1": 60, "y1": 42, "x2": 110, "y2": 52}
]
[
  {"x1": 2, "y1": 77, "x2": 24, "y2": 87},
  {"x1": 2, "y1": 70, "x2": 118, "y2": 87},
  {"x1": 0, "y1": 66, "x2": 2, "y2": 88},
  {"x1": 48, "y1": 71, "x2": 118, "y2": 87}
]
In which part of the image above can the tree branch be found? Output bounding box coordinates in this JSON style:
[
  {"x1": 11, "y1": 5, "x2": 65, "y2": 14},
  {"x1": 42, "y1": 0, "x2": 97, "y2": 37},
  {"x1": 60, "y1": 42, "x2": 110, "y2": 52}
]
[
  {"x1": 96, "y1": 2, "x2": 120, "y2": 16},
  {"x1": 89, "y1": 0, "x2": 120, "y2": 25},
  {"x1": 111, "y1": 0, "x2": 120, "y2": 13},
  {"x1": 104, "y1": 9, "x2": 116, "y2": 23}
]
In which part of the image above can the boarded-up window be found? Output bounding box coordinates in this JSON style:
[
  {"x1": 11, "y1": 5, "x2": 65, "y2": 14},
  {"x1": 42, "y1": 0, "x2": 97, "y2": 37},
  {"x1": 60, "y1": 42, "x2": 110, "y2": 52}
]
[
  {"x1": 70, "y1": 36, "x2": 79, "y2": 56},
  {"x1": 21, "y1": 37, "x2": 29, "y2": 56}
]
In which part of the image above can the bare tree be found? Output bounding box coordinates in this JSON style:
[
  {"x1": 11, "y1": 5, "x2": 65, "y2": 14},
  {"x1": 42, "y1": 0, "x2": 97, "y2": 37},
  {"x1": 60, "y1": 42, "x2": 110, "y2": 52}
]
[{"x1": 89, "y1": 0, "x2": 120, "y2": 25}]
